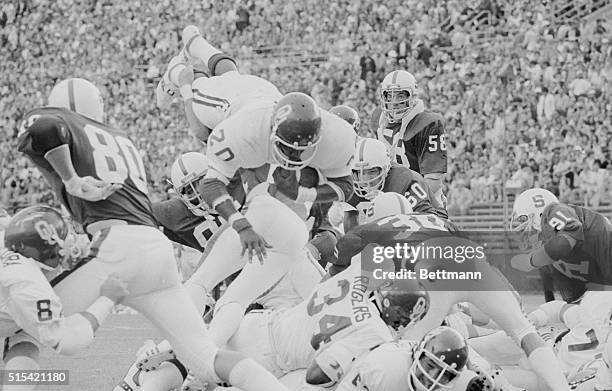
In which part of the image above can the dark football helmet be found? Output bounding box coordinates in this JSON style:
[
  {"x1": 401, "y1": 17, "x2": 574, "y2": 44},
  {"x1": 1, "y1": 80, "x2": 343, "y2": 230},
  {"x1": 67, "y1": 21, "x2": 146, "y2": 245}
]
[
  {"x1": 330, "y1": 105, "x2": 360, "y2": 132},
  {"x1": 271, "y1": 92, "x2": 322, "y2": 170},
  {"x1": 4, "y1": 205, "x2": 86, "y2": 270},
  {"x1": 375, "y1": 282, "x2": 429, "y2": 331},
  {"x1": 409, "y1": 326, "x2": 469, "y2": 391}
]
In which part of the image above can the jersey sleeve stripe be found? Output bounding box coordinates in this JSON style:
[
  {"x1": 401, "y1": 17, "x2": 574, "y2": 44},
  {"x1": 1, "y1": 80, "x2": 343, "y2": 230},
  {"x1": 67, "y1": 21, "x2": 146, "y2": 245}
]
[
  {"x1": 193, "y1": 97, "x2": 226, "y2": 109},
  {"x1": 68, "y1": 79, "x2": 76, "y2": 111}
]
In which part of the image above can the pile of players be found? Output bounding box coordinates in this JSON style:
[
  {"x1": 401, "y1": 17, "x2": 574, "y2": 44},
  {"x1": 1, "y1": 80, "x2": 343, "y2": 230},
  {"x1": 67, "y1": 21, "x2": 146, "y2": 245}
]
[{"x1": 1, "y1": 25, "x2": 612, "y2": 391}]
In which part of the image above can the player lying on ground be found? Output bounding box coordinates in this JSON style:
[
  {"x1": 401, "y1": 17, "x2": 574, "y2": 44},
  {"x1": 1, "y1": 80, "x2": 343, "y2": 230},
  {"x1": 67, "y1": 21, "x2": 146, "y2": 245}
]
[
  {"x1": 329, "y1": 192, "x2": 571, "y2": 390},
  {"x1": 510, "y1": 188, "x2": 612, "y2": 302},
  {"x1": 17, "y1": 77, "x2": 292, "y2": 391},
  {"x1": 1, "y1": 206, "x2": 128, "y2": 391},
  {"x1": 465, "y1": 290, "x2": 612, "y2": 390}
]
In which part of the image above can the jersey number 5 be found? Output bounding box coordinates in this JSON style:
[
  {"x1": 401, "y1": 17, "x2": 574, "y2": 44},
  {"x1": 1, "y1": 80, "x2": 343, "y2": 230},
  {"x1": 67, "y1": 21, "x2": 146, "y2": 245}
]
[{"x1": 83, "y1": 125, "x2": 148, "y2": 193}]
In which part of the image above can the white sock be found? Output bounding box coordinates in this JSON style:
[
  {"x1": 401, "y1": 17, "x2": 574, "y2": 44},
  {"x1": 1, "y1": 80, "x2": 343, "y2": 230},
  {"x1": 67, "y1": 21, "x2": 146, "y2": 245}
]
[
  {"x1": 527, "y1": 346, "x2": 570, "y2": 391},
  {"x1": 139, "y1": 362, "x2": 184, "y2": 391},
  {"x1": 185, "y1": 35, "x2": 221, "y2": 68},
  {"x1": 4, "y1": 355, "x2": 39, "y2": 391},
  {"x1": 209, "y1": 302, "x2": 244, "y2": 347},
  {"x1": 228, "y1": 358, "x2": 288, "y2": 391}
]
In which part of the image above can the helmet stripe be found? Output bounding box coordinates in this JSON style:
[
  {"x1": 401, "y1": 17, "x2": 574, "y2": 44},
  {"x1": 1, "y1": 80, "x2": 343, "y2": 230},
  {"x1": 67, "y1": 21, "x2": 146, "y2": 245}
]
[
  {"x1": 391, "y1": 70, "x2": 399, "y2": 84},
  {"x1": 68, "y1": 79, "x2": 76, "y2": 111},
  {"x1": 178, "y1": 156, "x2": 189, "y2": 176},
  {"x1": 395, "y1": 193, "x2": 406, "y2": 214},
  {"x1": 357, "y1": 138, "x2": 367, "y2": 162}
]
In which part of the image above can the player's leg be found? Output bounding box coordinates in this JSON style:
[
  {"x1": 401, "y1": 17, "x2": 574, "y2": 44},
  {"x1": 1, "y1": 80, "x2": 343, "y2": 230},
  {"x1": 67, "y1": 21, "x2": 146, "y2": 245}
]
[
  {"x1": 3, "y1": 334, "x2": 40, "y2": 391},
  {"x1": 225, "y1": 310, "x2": 283, "y2": 376},
  {"x1": 182, "y1": 25, "x2": 238, "y2": 76},
  {"x1": 125, "y1": 286, "x2": 290, "y2": 391},
  {"x1": 209, "y1": 249, "x2": 298, "y2": 347},
  {"x1": 468, "y1": 330, "x2": 525, "y2": 366},
  {"x1": 208, "y1": 194, "x2": 308, "y2": 347},
  {"x1": 184, "y1": 224, "x2": 245, "y2": 313},
  {"x1": 468, "y1": 266, "x2": 570, "y2": 390}
]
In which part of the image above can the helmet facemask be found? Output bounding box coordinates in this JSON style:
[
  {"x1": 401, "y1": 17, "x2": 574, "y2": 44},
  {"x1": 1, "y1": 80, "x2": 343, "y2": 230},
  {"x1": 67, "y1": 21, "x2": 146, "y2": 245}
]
[
  {"x1": 410, "y1": 349, "x2": 461, "y2": 391},
  {"x1": 171, "y1": 172, "x2": 209, "y2": 217},
  {"x1": 381, "y1": 88, "x2": 416, "y2": 123},
  {"x1": 33, "y1": 221, "x2": 88, "y2": 271},
  {"x1": 510, "y1": 212, "x2": 541, "y2": 251},
  {"x1": 270, "y1": 130, "x2": 321, "y2": 171},
  {"x1": 353, "y1": 165, "x2": 388, "y2": 200}
]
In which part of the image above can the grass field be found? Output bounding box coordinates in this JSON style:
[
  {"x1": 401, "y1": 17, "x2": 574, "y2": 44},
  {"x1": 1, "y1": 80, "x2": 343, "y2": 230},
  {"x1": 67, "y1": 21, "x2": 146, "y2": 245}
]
[{"x1": 25, "y1": 293, "x2": 546, "y2": 391}]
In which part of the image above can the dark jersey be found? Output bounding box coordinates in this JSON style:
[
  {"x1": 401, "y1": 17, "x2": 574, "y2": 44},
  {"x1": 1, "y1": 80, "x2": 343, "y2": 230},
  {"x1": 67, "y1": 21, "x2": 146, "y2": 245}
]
[
  {"x1": 152, "y1": 198, "x2": 224, "y2": 252},
  {"x1": 17, "y1": 107, "x2": 156, "y2": 228},
  {"x1": 347, "y1": 165, "x2": 446, "y2": 219},
  {"x1": 336, "y1": 213, "x2": 455, "y2": 268},
  {"x1": 375, "y1": 110, "x2": 447, "y2": 175},
  {"x1": 539, "y1": 203, "x2": 612, "y2": 286},
  {"x1": 153, "y1": 173, "x2": 245, "y2": 252}
]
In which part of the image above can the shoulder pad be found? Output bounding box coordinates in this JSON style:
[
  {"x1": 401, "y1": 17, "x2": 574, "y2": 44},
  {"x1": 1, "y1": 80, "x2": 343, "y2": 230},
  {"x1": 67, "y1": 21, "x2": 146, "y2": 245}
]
[{"x1": 404, "y1": 111, "x2": 444, "y2": 139}]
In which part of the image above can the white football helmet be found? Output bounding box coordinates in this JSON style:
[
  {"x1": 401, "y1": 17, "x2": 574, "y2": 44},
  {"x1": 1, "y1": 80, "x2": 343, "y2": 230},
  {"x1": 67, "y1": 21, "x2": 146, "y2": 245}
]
[
  {"x1": 353, "y1": 138, "x2": 391, "y2": 200},
  {"x1": 511, "y1": 188, "x2": 558, "y2": 231},
  {"x1": 170, "y1": 152, "x2": 210, "y2": 216},
  {"x1": 48, "y1": 78, "x2": 104, "y2": 122},
  {"x1": 380, "y1": 70, "x2": 418, "y2": 123},
  {"x1": 365, "y1": 192, "x2": 413, "y2": 223}
]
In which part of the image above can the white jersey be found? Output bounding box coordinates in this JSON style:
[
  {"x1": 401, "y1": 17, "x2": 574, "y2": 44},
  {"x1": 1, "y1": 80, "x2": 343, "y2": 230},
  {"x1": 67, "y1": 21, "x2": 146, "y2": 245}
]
[
  {"x1": 556, "y1": 292, "x2": 612, "y2": 373},
  {"x1": 206, "y1": 103, "x2": 356, "y2": 184},
  {"x1": 270, "y1": 259, "x2": 393, "y2": 379},
  {"x1": 190, "y1": 72, "x2": 282, "y2": 130},
  {"x1": 0, "y1": 249, "x2": 63, "y2": 349}
]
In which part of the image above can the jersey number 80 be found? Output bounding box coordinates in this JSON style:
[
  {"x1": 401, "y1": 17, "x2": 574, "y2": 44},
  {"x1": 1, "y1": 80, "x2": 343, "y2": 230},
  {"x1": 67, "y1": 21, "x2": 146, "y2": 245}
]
[{"x1": 84, "y1": 125, "x2": 148, "y2": 194}]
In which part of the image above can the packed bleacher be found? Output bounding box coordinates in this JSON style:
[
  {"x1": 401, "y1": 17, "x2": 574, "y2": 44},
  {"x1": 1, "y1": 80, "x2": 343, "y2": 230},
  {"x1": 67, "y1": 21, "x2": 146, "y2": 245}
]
[{"x1": 1, "y1": 0, "x2": 611, "y2": 216}]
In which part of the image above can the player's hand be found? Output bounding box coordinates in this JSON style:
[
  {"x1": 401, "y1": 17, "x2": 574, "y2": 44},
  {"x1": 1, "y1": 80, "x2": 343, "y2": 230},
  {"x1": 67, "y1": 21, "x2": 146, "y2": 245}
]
[
  {"x1": 64, "y1": 176, "x2": 122, "y2": 201},
  {"x1": 510, "y1": 253, "x2": 535, "y2": 272},
  {"x1": 100, "y1": 273, "x2": 130, "y2": 303},
  {"x1": 272, "y1": 167, "x2": 299, "y2": 200},
  {"x1": 238, "y1": 226, "x2": 271, "y2": 264}
]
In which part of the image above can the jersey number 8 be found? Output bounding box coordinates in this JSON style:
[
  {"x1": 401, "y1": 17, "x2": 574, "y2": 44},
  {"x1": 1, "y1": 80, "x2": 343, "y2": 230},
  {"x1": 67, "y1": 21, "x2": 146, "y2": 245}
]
[{"x1": 84, "y1": 125, "x2": 148, "y2": 194}]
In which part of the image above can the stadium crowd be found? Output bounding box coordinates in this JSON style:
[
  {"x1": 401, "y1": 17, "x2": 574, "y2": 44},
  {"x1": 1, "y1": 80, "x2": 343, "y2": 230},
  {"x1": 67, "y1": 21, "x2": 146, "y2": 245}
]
[{"x1": 1, "y1": 0, "x2": 612, "y2": 214}]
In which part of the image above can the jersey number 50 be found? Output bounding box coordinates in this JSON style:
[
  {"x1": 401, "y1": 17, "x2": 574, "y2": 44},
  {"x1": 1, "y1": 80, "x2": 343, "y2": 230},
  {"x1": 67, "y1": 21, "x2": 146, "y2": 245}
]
[{"x1": 84, "y1": 125, "x2": 148, "y2": 194}]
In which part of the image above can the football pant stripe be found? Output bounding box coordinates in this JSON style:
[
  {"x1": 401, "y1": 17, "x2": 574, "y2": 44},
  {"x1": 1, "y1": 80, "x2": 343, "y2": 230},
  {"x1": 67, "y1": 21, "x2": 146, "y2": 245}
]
[
  {"x1": 193, "y1": 97, "x2": 226, "y2": 109},
  {"x1": 68, "y1": 79, "x2": 76, "y2": 111}
]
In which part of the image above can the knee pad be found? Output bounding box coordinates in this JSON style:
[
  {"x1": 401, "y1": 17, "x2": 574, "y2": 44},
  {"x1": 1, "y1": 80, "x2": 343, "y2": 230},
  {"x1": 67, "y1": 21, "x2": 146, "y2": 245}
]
[{"x1": 208, "y1": 54, "x2": 238, "y2": 76}]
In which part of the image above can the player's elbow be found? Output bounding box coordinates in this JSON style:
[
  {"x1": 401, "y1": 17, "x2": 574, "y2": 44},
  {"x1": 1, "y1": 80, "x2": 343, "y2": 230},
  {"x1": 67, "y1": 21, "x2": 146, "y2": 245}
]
[{"x1": 25, "y1": 117, "x2": 67, "y2": 154}]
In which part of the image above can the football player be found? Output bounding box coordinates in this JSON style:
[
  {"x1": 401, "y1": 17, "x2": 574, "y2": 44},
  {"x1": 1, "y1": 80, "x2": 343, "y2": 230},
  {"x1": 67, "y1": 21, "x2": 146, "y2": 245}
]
[
  {"x1": 330, "y1": 105, "x2": 361, "y2": 133},
  {"x1": 338, "y1": 326, "x2": 494, "y2": 391},
  {"x1": 1, "y1": 206, "x2": 127, "y2": 391},
  {"x1": 345, "y1": 137, "x2": 447, "y2": 232},
  {"x1": 18, "y1": 78, "x2": 291, "y2": 391},
  {"x1": 153, "y1": 152, "x2": 244, "y2": 253},
  {"x1": 331, "y1": 192, "x2": 571, "y2": 391},
  {"x1": 373, "y1": 70, "x2": 447, "y2": 206},
  {"x1": 510, "y1": 188, "x2": 612, "y2": 301}
]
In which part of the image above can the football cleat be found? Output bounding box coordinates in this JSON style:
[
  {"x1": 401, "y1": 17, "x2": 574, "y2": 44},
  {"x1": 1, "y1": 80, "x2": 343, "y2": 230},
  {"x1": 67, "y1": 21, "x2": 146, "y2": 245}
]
[
  {"x1": 113, "y1": 340, "x2": 155, "y2": 391},
  {"x1": 135, "y1": 340, "x2": 176, "y2": 372},
  {"x1": 181, "y1": 372, "x2": 209, "y2": 391},
  {"x1": 489, "y1": 366, "x2": 527, "y2": 391}
]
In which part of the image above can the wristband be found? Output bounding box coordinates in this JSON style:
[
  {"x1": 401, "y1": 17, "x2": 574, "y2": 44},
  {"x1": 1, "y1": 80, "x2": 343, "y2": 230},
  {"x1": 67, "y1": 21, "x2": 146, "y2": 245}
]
[
  {"x1": 228, "y1": 212, "x2": 244, "y2": 225},
  {"x1": 232, "y1": 217, "x2": 252, "y2": 233},
  {"x1": 86, "y1": 296, "x2": 115, "y2": 328},
  {"x1": 296, "y1": 186, "x2": 317, "y2": 203},
  {"x1": 179, "y1": 84, "x2": 193, "y2": 100}
]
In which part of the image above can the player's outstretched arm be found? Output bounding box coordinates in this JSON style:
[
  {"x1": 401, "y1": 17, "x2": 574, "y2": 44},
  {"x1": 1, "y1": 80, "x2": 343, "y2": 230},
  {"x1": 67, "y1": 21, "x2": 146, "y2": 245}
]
[
  {"x1": 45, "y1": 274, "x2": 128, "y2": 355},
  {"x1": 199, "y1": 175, "x2": 269, "y2": 263},
  {"x1": 273, "y1": 168, "x2": 354, "y2": 204}
]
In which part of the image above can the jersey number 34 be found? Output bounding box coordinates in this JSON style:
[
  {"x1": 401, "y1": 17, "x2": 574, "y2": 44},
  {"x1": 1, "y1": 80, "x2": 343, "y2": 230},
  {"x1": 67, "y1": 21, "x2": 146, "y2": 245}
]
[{"x1": 84, "y1": 125, "x2": 148, "y2": 193}]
